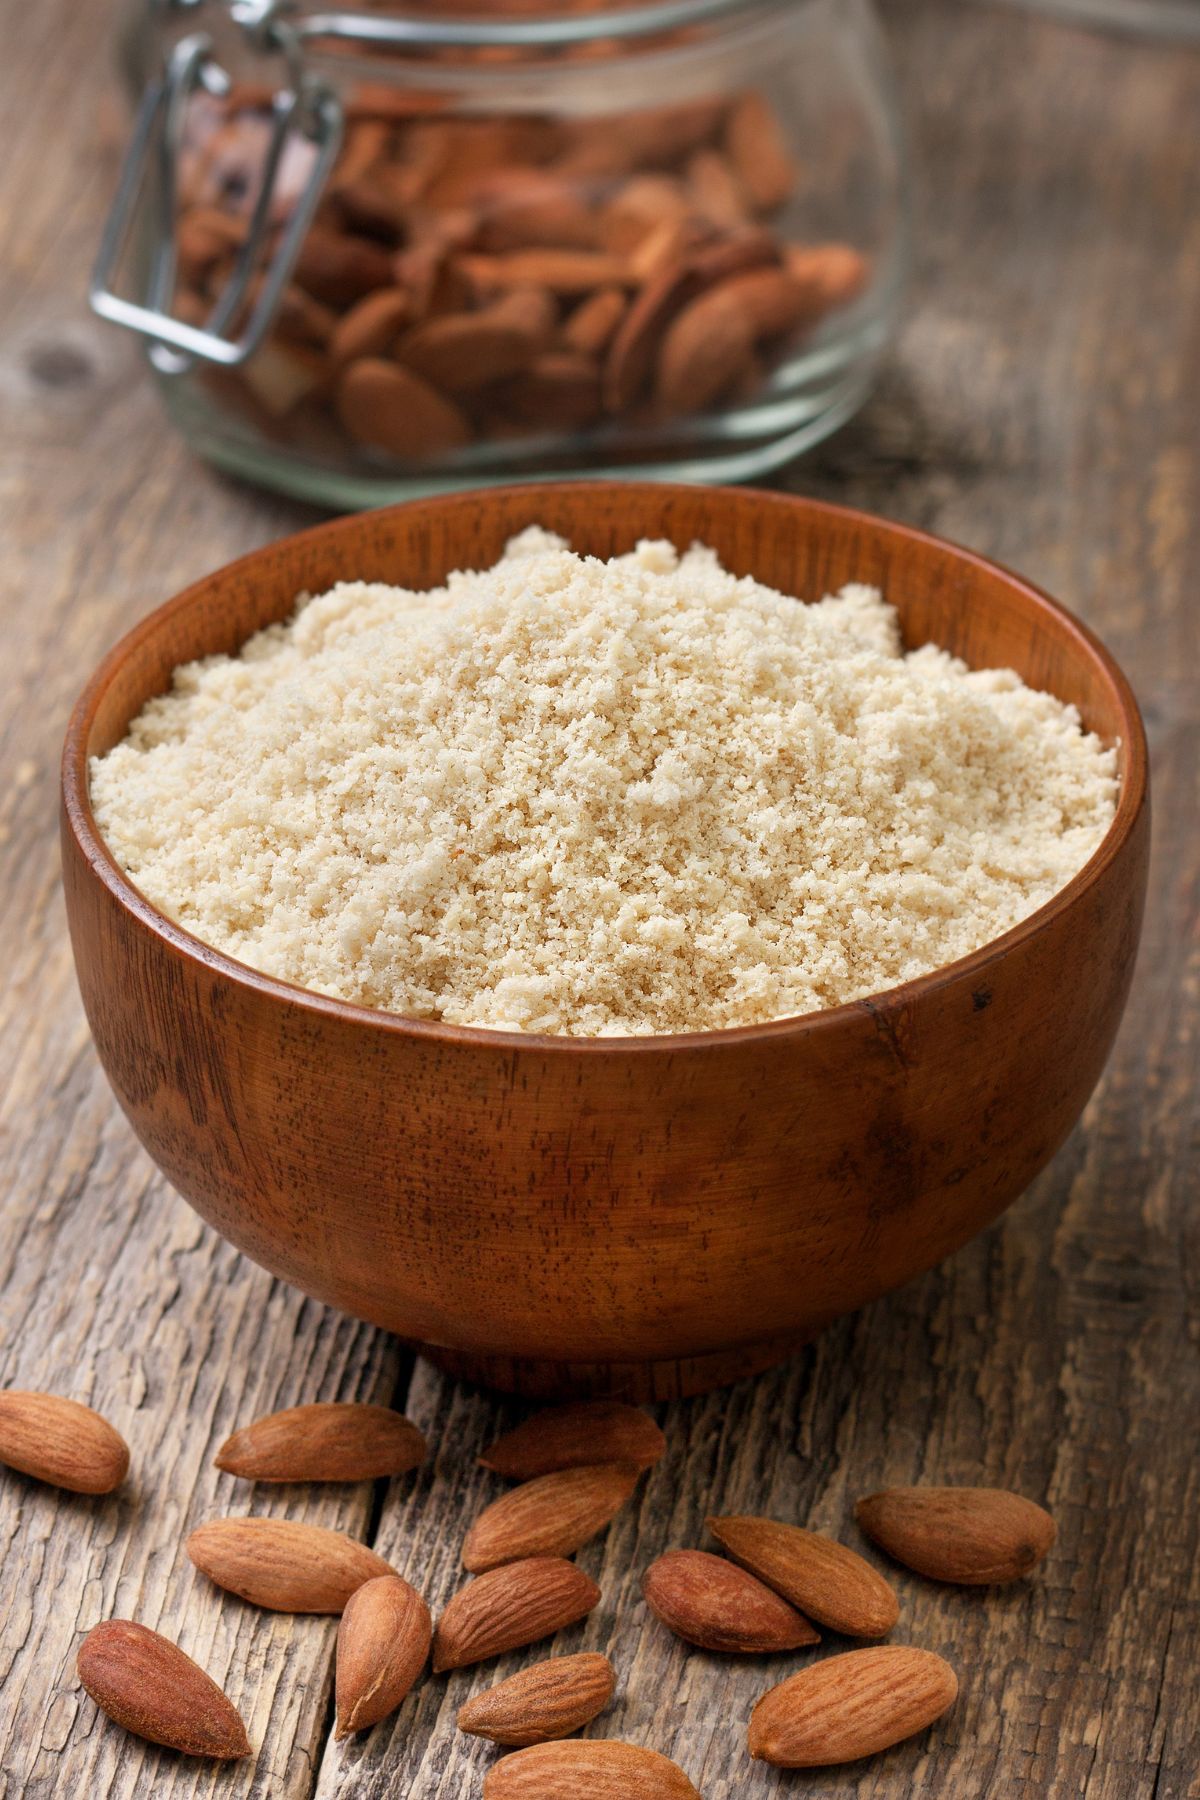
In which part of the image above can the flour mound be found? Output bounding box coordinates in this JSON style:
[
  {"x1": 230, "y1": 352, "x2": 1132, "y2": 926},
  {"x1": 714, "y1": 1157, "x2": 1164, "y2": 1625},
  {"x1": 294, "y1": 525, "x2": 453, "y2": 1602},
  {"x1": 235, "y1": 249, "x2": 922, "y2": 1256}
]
[{"x1": 91, "y1": 528, "x2": 1118, "y2": 1034}]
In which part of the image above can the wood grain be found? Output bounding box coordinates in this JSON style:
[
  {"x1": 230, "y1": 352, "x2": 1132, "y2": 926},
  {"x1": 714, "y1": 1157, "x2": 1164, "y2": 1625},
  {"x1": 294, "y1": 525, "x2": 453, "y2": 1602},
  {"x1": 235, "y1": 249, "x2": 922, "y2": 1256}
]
[{"x1": 1, "y1": 2, "x2": 1197, "y2": 1799}]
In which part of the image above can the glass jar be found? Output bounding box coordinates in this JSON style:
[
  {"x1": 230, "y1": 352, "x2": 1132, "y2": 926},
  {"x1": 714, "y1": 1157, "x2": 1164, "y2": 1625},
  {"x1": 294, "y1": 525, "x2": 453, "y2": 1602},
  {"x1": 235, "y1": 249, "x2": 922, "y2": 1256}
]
[{"x1": 98, "y1": 0, "x2": 909, "y2": 508}]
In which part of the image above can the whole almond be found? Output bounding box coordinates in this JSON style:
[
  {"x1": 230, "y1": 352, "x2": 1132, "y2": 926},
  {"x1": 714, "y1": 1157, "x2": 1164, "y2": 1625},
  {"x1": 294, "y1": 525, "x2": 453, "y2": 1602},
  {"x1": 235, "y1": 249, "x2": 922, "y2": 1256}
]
[
  {"x1": 216, "y1": 1402, "x2": 426, "y2": 1483},
  {"x1": 292, "y1": 225, "x2": 395, "y2": 307},
  {"x1": 686, "y1": 150, "x2": 749, "y2": 228},
  {"x1": 707, "y1": 1517, "x2": 898, "y2": 1639},
  {"x1": 489, "y1": 353, "x2": 602, "y2": 430},
  {"x1": 855, "y1": 1486, "x2": 1056, "y2": 1585},
  {"x1": 187, "y1": 1516, "x2": 394, "y2": 1613},
  {"x1": 655, "y1": 284, "x2": 755, "y2": 415},
  {"x1": 336, "y1": 359, "x2": 472, "y2": 459},
  {"x1": 77, "y1": 1620, "x2": 250, "y2": 1759},
  {"x1": 335, "y1": 1573, "x2": 432, "y2": 1738},
  {"x1": 716, "y1": 267, "x2": 814, "y2": 341},
  {"x1": 562, "y1": 288, "x2": 627, "y2": 357},
  {"x1": 784, "y1": 242, "x2": 870, "y2": 313},
  {"x1": 397, "y1": 290, "x2": 555, "y2": 393},
  {"x1": 458, "y1": 249, "x2": 636, "y2": 296},
  {"x1": 330, "y1": 289, "x2": 413, "y2": 368},
  {"x1": 457, "y1": 1651, "x2": 615, "y2": 1746},
  {"x1": 0, "y1": 1390, "x2": 129, "y2": 1494},
  {"x1": 480, "y1": 1402, "x2": 665, "y2": 1481},
  {"x1": 433, "y1": 1557, "x2": 600, "y2": 1672},
  {"x1": 748, "y1": 1646, "x2": 958, "y2": 1767},
  {"x1": 483, "y1": 1739, "x2": 702, "y2": 1799},
  {"x1": 642, "y1": 1550, "x2": 819, "y2": 1654},
  {"x1": 465, "y1": 1463, "x2": 638, "y2": 1572},
  {"x1": 725, "y1": 93, "x2": 797, "y2": 212}
]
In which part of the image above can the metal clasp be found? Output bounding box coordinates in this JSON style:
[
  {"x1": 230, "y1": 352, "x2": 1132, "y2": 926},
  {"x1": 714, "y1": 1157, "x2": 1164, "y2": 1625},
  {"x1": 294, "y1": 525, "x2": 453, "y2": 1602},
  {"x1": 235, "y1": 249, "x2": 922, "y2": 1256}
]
[{"x1": 90, "y1": 1, "x2": 341, "y2": 374}]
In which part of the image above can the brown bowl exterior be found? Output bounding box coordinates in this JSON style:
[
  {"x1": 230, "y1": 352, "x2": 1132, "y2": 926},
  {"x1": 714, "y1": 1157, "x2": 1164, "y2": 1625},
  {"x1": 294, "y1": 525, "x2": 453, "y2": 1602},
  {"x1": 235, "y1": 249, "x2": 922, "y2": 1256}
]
[{"x1": 61, "y1": 485, "x2": 1149, "y2": 1400}]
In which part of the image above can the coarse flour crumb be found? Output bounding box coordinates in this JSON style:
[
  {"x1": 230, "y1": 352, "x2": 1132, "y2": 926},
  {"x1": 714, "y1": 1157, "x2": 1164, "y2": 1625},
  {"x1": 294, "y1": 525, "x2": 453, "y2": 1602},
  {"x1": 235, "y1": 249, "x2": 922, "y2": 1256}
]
[{"x1": 91, "y1": 529, "x2": 1119, "y2": 1035}]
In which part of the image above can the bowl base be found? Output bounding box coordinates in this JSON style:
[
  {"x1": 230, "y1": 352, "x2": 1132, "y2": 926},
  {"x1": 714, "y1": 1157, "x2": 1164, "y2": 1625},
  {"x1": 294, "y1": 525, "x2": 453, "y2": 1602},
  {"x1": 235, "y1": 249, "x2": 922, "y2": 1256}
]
[{"x1": 413, "y1": 1331, "x2": 814, "y2": 1403}]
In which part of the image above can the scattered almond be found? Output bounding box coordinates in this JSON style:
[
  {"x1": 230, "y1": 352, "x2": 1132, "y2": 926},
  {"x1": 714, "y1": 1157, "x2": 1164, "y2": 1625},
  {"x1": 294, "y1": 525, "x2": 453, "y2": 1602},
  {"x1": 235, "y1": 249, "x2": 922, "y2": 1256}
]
[
  {"x1": 77, "y1": 1620, "x2": 250, "y2": 1760},
  {"x1": 215, "y1": 1401, "x2": 426, "y2": 1483},
  {"x1": 187, "y1": 1516, "x2": 394, "y2": 1613},
  {"x1": 464, "y1": 1462, "x2": 639, "y2": 1573},
  {"x1": 482, "y1": 1739, "x2": 703, "y2": 1799},
  {"x1": 642, "y1": 1550, "x2": 819, "y2": 1654},
  {"x1": 480, "y1": 1402, "x2": 666, "y2": 1481},
  {"x1": 748, "y1": 1645, "x2": 958, "y2": 1767},
  {"x1": 855, "y1": 1486, "x2": 1057, "y2": 1585},
  {"x1": 433, "y1": 1557, "x2": 601, "y2": 1673},
  {"x1": 0, "y1": 1390, "x2": 129, "y2": 1495},
  {"x1": 335, "y1": 1573, "x2": 432, "y2": 1738},
  {"x1": 707, "y1": 1516, "x2": 898, "y2": 1639},
  {"x1": 457, "y1": 1651, "x2": 616, "y2": 1746}
]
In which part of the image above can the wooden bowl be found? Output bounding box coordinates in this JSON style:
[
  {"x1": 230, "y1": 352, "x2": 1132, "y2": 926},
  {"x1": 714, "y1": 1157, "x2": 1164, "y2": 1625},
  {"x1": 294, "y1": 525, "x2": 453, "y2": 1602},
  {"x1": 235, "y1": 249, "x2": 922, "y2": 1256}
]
[{"x1": 61, "y1": 484, "x2": 1149, "y2": 1401}]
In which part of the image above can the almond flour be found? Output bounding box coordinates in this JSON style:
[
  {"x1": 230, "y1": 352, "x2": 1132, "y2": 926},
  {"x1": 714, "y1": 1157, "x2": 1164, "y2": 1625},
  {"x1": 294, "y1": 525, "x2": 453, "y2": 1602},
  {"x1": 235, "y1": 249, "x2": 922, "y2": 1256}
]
[{"x1": 90, "y1": 530, "x2": 1118, "y2": 1035}]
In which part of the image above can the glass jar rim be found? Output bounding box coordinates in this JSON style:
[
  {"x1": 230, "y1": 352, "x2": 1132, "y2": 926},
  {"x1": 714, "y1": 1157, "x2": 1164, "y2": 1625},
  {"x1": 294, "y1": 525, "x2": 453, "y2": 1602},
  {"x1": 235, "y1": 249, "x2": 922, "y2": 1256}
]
[{"x1": 290, "y1": 0, "x2": 799, "y2": 53}]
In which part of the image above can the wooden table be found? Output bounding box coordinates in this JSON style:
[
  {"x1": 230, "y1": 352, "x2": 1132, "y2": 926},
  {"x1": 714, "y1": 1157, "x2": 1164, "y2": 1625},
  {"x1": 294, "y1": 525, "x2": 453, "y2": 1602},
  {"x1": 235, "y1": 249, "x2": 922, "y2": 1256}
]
[{"x1": 1, "y1": 2, "x2": 1197, "y2": 1795}]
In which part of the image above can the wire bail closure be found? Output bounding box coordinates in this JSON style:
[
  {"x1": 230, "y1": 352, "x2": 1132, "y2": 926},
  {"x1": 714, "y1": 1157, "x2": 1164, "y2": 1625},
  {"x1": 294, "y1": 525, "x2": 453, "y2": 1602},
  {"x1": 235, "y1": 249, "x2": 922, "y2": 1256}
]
[{"x1": 90, "y1": 0, "x2": 342, "y2": 375}]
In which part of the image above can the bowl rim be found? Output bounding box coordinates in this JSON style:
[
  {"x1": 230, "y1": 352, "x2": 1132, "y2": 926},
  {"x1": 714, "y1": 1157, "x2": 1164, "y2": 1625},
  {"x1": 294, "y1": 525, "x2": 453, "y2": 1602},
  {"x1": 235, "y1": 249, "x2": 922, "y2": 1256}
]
[{"x1": 61, "y1": 481, "x2": 1149, "y2": 1055}]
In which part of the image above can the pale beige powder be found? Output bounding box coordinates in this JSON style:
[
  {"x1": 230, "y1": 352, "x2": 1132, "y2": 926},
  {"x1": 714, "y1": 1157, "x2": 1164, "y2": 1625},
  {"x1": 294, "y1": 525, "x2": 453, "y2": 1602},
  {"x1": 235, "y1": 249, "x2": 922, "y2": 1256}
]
[{"x1": 90, "y1": 529, "x2": 1118, "y2": 1035}]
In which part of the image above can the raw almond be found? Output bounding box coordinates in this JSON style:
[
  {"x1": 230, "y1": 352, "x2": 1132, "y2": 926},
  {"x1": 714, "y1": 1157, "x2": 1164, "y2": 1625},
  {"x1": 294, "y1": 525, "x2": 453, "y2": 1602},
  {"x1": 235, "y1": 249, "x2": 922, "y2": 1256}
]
[
  {"x1": 457, "y1": 1651, "x2": 615, "y2": 1746},
  {"x1": 458, "y1": 249, "x2": 636, "y2": 296},
  {"x1": 483, "y1": 1739, "x2": 703, "y2": 1799},
  {"x1": 335, "y1": 1573, "x2": 431, "y2": 1738},
  {"x1": 686, "y1": 150, "x2": 749, "y2": 228},
  {"x1": 187, "y1": 1516, "x2": 394, "y2": 1613},
  {"x1": 242, "y1": 342, "x2": 329, "y2": 417},
  {"x1": 215, "y1": 1401, "x2": 426, "y2": 1483},
  {"x1": 336, "y1": 359, "x2": 472, "y2": 459},
  {"x1": 642, "y1": 1550, "x2": 819, "y2": 1654},
  {"x1": 433, "y1": 1556, "x2": 600, "y2": 1672},
  {"x1": 707, "y1": 1516, "x2": 898, "y2": 1640},
  {"x1": 397, "y1": 289, "x2": 555, "y2": 393},
  {"x1": 716, "y1": 267, "x2": 814, "y2": 340},
  {"x1": 748, "y1": 1645, "x2": 958, "y2": 1767},
  {"x1": 292, "y1": 225, "x2": 395, "y2": 307},
  {"x1": 855, "y1": 1486, "x2": 1057, "y2": 1585},
  {"x1": 654, "y1": 282, "x2": 755, "y2": 415},
  {"x1": 464, "y1": 1463, "x2": 639, "y2": 1572},
  {"x1": 784, "y1": 242, "x2": 870, "y2": 313},
  {"x1": 0, "y1": 1390, "x2": 129, "y2": 1494},
  {"x1": 77, "y1": 1619, "x2": 250, "y2": 1759},
  {"x1": 329, "y1": 288, "x2": 413, "y2": 367},
  {"x1": 480, "y1": 1402, "x2": 665, "y2": 1481},
  {"x1": 562, "y1": 287, "x2": 627, "y2": 357},
  {"x1": 488, "y1": 352, "x2": 602, "y2": 430},
  {"x1": 725, "y1": 93, "x2": 797, "y2": 213}
]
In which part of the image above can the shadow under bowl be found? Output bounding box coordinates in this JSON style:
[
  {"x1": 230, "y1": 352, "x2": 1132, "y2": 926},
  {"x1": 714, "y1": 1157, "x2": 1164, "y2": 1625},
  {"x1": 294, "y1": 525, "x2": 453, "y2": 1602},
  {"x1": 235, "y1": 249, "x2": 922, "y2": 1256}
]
[{"x1": 61, "y1": 483, "x2": 1150, "y2": 1400}]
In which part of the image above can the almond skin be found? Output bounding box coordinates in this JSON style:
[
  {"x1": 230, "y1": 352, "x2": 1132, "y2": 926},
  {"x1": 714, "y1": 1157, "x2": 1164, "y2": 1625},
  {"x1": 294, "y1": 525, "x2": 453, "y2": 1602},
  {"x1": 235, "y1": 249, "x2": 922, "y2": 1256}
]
[
  {"x1": 336, "y1": 359, "x2": 472, "y2": 460},
  {"x1": 707, "y1": 1516, "x2": 898, "y2": 1640},
  {"x1": 748, "y1": 1645, "x2": 958, "y2": 1767},
  {"x1": 464, "y1": 1463, "x2": 639, "y2": 1572},
  {"x1": 0, "y1": 1390, "x2": 129, "y2": 1494},
  {"x1": 77, "y1": 1620, "x2": 250, "y2": 1759},
  {"x1": 457, "y1": 1651, "x2": 615, "y2": 1746},
  {"x1": 482, "y1": 1739, "x2": 702, "y2": 1798},
  {"x1": 480, "y1": 1403, "x2": 665, "y2": 1481},
  {"x1": 335, "y1": 1573, "x2": 431, "y2": 1738},
  {"x1": 855, "y1": 1486, "x2": 1057, "y2": 1585},
  {"x1": 187, "y1": 1517, "x2": 394, "y2": 1613},
  {"x1": 642, "y1": 1550, "x2": 819, "y2": 1654},
  {"x1": 433, "y1": 1557, "x2": 600, "y2": 1673},
  {"x1": 215, "y1": 1402, "x2": 426, "y2": 1483}
]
